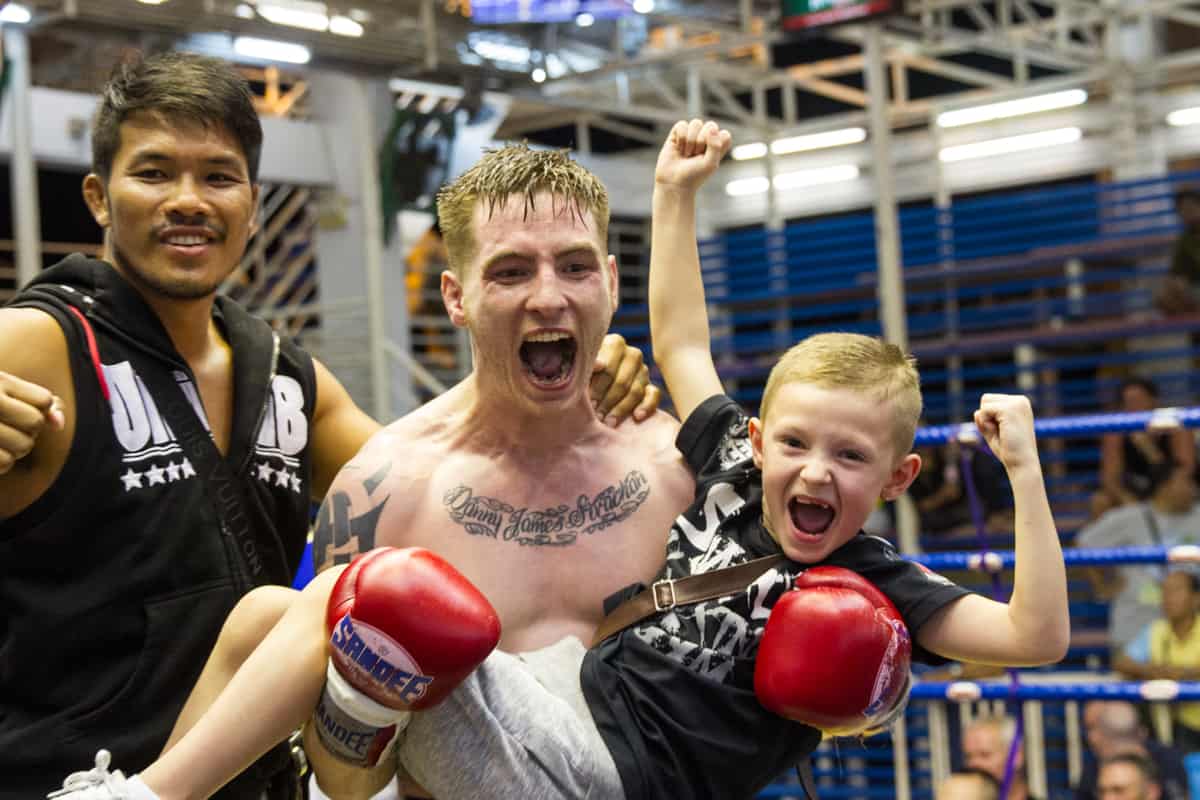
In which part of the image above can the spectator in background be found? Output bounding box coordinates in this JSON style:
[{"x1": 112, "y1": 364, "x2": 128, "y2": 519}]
[
  {"x1": 1076, "y1": 470, "x2": 1200, "y2": 651},
  {"x1": 1090, "y1": 378, "x2": 1195, "y2": 520},
  {"x1": 909, "y1": 439, "x2": 1014, "y2": 539},
  {"x1": 1096, "y1": 753, "x2": 1163, "y2": 800},
  {"x1": 1076, "y1": 701, "x2": 1188, "y2": 800},
  {"x1": 962, "y1": 715, "x2": 1043, "y2": 800},
  {"x1": 1154, "y1": 188, "x2": 1200, "y2": 316},
  {"x1": 1114, "y1": 570, "x2": 1200, "y2": 752},
  {"x1": 936, "y1": 769, "x2": 1001, "y2": 800}
]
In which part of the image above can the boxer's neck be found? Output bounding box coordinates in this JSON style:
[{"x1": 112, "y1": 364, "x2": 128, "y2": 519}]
[{"x1": 459, "y1": 373, "x2": 603, "y2": 454}]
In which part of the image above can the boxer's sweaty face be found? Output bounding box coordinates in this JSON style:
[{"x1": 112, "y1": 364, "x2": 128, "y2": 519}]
[
  {"x1": 85, "y1": 112, "x2": 259, "y2": 301},
  {"x1": 453, "y1": 192, "x2": 616, "y2": 412}
]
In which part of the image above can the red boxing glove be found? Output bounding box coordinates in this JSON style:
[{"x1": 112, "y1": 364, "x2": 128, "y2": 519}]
[
  {"x1": 315, "y1": 547, "x2": 501, "y2": 766},
  {"x1": 754, "y1": 566, "x2": 911, "y2": 737}
]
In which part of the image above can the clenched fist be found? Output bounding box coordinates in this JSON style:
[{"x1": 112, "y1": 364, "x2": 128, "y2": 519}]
[{"x1": 0, "y1": 371, "x2": 64, "y2": 474}]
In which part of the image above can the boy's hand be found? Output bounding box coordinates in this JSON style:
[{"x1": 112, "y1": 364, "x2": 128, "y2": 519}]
[
  {"x1": 973, "y1": 393, "x2": 1039, "y2": 474},
  {"x1": 591, "y1": 333, "x2": 660, "y2": 426},
  {"x1": 654, "y1": 119, "x2": 732, "y2": 193}
]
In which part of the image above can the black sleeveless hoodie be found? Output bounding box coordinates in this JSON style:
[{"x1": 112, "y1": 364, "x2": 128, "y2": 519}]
[{"x1": 0, "y1": 255, "x2": 316, "y2": 797}]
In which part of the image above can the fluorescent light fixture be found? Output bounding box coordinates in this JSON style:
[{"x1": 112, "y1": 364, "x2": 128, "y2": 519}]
[
  {"x1": 772, "y1": 127, "x2": 866, "y2": 155},
  {"x1": 0, "y1": 3, "x2": 32, "y2": 22},
  {"x1": 468, "y1": 33, "x2": 532, "y2": 67},
  {"x1": 725, "y1": 164, "x2": 859, "y2": 196},
  {"x1": 633, "y1": 0, "x2": 655, "y2": 12},
  {"x1": 939, "y1": 127, "x2": 1082, "y2": 163},
  {"x1": 576, "y1": 12, "x2": 595, "y2": 27},
  {"x1": 1168, "y1": 106, "x2": 1200, "y2": 127},
  {"x1": 731, "y1": 142, "x2": 768, "y2": 161},
  {"x1": 773, "y1": 164, "x2": 860, "y2": 189},
  {"x1": 731, "y1": 127, "x2": 866, "y2": 161},
  {"x1": 234, "y1": 36, "x2": 312, "y2": 64},
  {"x1": 137, "y1": 0, "x2": 168, "y2": 4},
  {"x1": 234, "y1": 3, "x2": 255, "y2": 18},
  {"x1": 545, "y1": 53, "x2": 568, "y2": 79},
  {"x1": 725, "y1": 177, "x2": 771, "y2": 197},
  {"x1": 937, "y1": 89, "x2": 1088, "y2": 128},
  {"x1": 329, "y1": 15, "x2": 364, "y2": 36},
  {"x1": 257, "y1": 1, "x2": 329, "y2": 32},
  {"x1": 531, "y1": 68, "x2": 547, "y2": 83}
]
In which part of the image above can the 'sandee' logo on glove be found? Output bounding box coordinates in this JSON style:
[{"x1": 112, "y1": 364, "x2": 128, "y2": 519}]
[{"x1": 330, "y1": 614, "x2": 433, "y2": 704}]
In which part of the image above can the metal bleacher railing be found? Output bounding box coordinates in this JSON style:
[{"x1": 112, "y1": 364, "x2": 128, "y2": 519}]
[{"x1": 606, "y1": 171, "x2": 1200, "y2": 799}]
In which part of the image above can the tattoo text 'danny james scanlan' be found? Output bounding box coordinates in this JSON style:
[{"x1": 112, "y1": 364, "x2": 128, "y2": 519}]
[{"x1": 442, "y1": 469, "x2": 651, "y2": 547}]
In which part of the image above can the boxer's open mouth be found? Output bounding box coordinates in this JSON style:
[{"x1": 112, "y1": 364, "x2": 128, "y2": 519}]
[
  {"x1": 520, "y1": 332, "x2": 576, "y2": 387},
  {"x1": 789, "y1": 497, "x2": 834, "y2": 535}
]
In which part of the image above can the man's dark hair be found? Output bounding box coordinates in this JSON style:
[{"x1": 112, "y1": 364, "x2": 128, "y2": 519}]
[
  {"x1": 1119, "y1": 376, "x2": 1160, "y2": 400},
  {"x1": 1175, "y1": 187, "x2": 1200, "y2": 208},
  {"x1": 91, "y1": 51, "x2": 263, "y2": 182}
]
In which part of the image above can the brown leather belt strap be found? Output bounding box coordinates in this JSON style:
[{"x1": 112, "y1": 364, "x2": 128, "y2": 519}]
[{"x1": 591, "y1": 554, "x2": 788, "y2": 647}]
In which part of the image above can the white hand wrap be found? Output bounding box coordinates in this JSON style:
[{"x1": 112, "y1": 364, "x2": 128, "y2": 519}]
[{"x1": 313, "y1": 661, "x2": 412, "y2": 767}]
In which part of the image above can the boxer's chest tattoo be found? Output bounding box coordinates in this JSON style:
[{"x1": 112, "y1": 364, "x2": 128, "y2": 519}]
[
  {"x1": 312, "y1": 461, "x2": 391, "y2": 569},
  {"x1": 442, "y1": 469, "x2": 651, "y2": 547}
]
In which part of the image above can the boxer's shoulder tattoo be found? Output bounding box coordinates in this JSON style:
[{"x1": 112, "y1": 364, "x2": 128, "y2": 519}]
[
  {"x1": 313, "y1": 461, "x2": 391, "y2": 571},
  {"x1": 442, "y1": 469, "x2": 650, "y2": 547}
]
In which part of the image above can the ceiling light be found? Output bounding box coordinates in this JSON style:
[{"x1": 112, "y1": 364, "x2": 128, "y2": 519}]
[
  {"x1": 234, "y1": 3, "x2": 255, "y2": 18},
  {"x1": 1168, "y1": 107, "x2": 1200, "y2": 127},
  {"x1": 772, "y1": 127, "x2": 866, "y2": 155},
  {"x1": 576, "y1": 12, "x2": 595, "y2": 27},
  {"x1": 329, "y1": 15, "x2": 364, "y2": 36},
  {"x1": 731, "y1": 142, "x2": 768, "y2": 161},
  {"x1": 633, "y1": 0, "x2": 655, "y2": 12},
  {"x1": 532, "y1": 68, "x2": 547, "y2": 83},
  {"x1": 137, "y1": 0, "x2": 168, "y2": 4},
  {"x1": 773, "y1": 164, "x2": 860, "y2": 189},
  {"x1": 545, "y1": 53, "x2": 568, "y2": 79},
  {"x1": 348, "y1": 8, "x2": 371, "y2": 22},
  {"x1": 467, "y1": 33, "x2": 532, "y2": 68},
  {"x1": 939, "y1": 127, "x2": 1082, "y2": 162},
  {"x1": 937, "y1": 89, "x2": 1088, "y2": 128},
  {"x1": 725, "y1": 176, "x2": 771, "y2": 197},
  {"x1": 257, "y1": 1, "x2": 329, "y2": 32},
  {"x1": 0, "y1": 3, "x2": 32, "y2": 23},
  {"x1": 234, "y1": 36, "x2": 312, "y2": 64}
]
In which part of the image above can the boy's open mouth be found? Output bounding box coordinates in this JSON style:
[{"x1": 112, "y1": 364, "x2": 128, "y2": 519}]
[
  {"x1": 520, "y1": 333, "x2": 577, "y2": 388},
  {"x1": 789, "y1": 497, "x2": 835, "y2": 535}
]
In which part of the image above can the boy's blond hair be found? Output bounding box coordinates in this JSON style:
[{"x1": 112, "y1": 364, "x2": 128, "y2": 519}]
[
  {"x1": 435, "y1": 144, "x2": 610, "y2": 276},
  {"x1": 760, "y1": 332, "x2": 922, "y2": 457}
]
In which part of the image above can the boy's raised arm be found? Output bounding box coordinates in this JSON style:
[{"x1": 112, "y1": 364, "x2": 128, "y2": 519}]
[
  {"x1": 916, "y1": 394, "x2": 1070, "y2": 666},
  {"x1": 649, "y1": 119, "x2": 732, "y2": 423}
]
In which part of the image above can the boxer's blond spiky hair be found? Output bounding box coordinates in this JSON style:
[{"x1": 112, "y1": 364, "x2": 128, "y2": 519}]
[{"x1": 436, "y1": 144, "x2": 609, "y2": 276}]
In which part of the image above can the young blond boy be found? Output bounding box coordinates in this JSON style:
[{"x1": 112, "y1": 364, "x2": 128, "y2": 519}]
[{"x1": 51, "y1": 121, "x2": 1069, "y2": 800}]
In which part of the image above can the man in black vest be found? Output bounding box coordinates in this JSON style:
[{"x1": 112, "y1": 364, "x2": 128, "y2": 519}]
[{"x1": 0, "y1": 52, "x2": 652, "y2": 799}]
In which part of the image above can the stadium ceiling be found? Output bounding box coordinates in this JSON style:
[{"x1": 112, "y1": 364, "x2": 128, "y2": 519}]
[{"x1": 6, "y1": 0, "x2": 1200, "y2": 152}]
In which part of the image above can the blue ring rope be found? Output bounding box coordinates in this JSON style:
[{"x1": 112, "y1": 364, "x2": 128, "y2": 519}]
[
  {"x1": 914, "y1": 406, "x2": 1200, "y2": 446},
  {"x1": 911, "y1": 681, "x2": 1200, "y2": 701},
  {"x1": 911, "y1": 544, "x2": 1198, "y2": 571}
]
